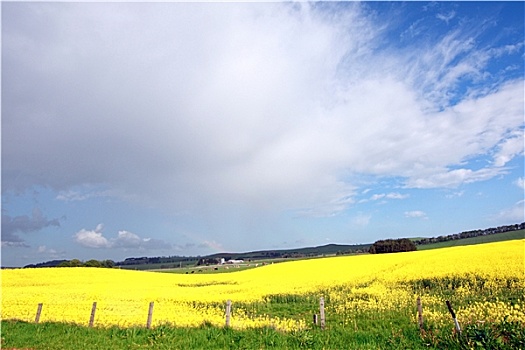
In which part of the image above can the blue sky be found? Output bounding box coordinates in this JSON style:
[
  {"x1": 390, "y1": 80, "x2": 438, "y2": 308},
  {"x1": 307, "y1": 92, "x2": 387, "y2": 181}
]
[{"x1": 2, "y1": 1, "x2": 524, "y2": 267}]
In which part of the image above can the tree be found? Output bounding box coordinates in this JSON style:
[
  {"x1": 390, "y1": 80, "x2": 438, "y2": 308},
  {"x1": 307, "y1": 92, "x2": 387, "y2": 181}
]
[
  {"x1": 84, "y1": 259, "x2": 102, "y2": 267},
  {"x1": 101, "y1": 260, "x2": 115, "y2": 268},
  {"x1": 369, "y1": 238, "x2": 417, "y2": 254},
  {"x1": 69, "y1": 259, "x2": 83, "y2": 267}
]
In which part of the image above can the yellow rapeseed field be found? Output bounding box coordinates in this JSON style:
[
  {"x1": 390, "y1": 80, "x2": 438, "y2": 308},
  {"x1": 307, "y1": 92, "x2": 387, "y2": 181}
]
[{"x1": 1, "y1": 239, "x2": 524, "y2": 331}]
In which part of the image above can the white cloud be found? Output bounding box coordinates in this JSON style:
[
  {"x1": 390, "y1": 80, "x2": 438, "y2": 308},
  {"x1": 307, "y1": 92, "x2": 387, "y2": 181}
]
[
  {"x1": 74, "y1": 224, "x2": 111, "y2": 249},
  {"x1": 370, "y1": 194, "x2": 386, "y2": 201},
  {"x1": 407, "y1": 167, "x2": 509, "y2": 189},
  {"x1": 74, "y1": 224, "x2": 171, "y2": 250},
  {"x1": 113, "y1": 231, "x2": 142, "y2": 248},
  {"x1": 490, "y1": 43, "x2": 524, "y2": 57},
  {"x1": 386, "y1": 193, "x2": 409, "y2": 200},
  {"x1": 113, "y1": 230, "x2": 170, "y2": 250},
  {"x1": 493, "y1": 133, "x2": 524, "y2": 167},
  {"x1": 2, "y1": 2, "x2": 523, "y2": 224},
  {"x1": 405, "y1": 211, "x2": 428, "y2": 219},
  {"x1": 362, "y1": 192, "x2": 409, "y2": 203},
  {"x1": 515, "y1": 178, "x2": 525, "y2": 190}
]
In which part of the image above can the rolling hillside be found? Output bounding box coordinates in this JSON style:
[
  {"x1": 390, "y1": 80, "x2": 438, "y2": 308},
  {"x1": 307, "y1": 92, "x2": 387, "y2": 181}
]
[{"x1": 416, "y1": 229, "x2": 524, "y2": 250}]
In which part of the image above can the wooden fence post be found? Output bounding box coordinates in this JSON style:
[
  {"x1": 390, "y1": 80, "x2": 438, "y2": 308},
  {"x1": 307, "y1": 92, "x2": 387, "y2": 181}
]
[
  {"x1": 446, "y1": 300, "x2": 461, "y2": 334},
  {"x1": 225, "y1": 300, "x2": 232, "y2": 327},
  {"x1": 319, "y1": 297, "x2": 325, "y2": 330},
  {"x1": 417, "y1": 297, "x2": 424, "y2": 332},
  {"x1": 147, "y1": 302, "x2": 154, "y2": 329},
  {"x1": 35, "y1": 303, "x2": 43, "y2": 324},
  {"x1": 89, "y1": 302, "x2": 97, "y2": 327}
]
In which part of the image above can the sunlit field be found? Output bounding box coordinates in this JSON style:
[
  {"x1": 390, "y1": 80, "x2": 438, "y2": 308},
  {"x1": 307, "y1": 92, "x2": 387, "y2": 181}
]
[{"x1": 2, "y1": 239, "x2": 524, "y2": 348}]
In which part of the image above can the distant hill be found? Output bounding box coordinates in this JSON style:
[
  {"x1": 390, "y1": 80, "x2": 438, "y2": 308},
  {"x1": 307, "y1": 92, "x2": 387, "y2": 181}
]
[
  {"x1": 21, "y1": 222, "x2": 523, "y2": 270},
  {"x1": 413, "y1": 223, "x2": 524, "y2": 247},
  {"x1": 416, "y1": 229, "x2": 524, "y2": 250},
  {"x1": 115, "y1": 243, "x2": 371, "y2": 270},
  {"x1": 23, "y1": 259, "x2": 69, "y2": 268},
  {"x1": 203, "y1": 243, "x2": 371, "y2": 261}
]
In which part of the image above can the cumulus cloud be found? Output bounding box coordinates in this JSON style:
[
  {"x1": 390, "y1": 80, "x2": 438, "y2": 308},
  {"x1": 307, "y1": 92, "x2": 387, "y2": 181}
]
[
  {"x1": 74, "y1": 224, "x2": 111, "y2": 249},
  {"x1": 2, "y1": 2, "x2": 523, "y2": 222},
  {"x1": 405, "y1": 211, "x2": 428, "y2": 219},
  {"x1": 113, "y1": 231, "x2": 170, "y2": 250},
  {"x1": 74, "y1": 224, "x2": 171, "y2": 250},
  {"x1": 1, "y1": 208, "x2": 60, "y2": 247},
  {"x1": 515, "y1": 178, "x2": 525, "y2": 190}
]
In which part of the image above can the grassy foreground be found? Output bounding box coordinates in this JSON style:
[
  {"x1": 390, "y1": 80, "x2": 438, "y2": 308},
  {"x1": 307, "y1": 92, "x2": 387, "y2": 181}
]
[
  {"x1": 2, "y1": 310, "x2": 524, "y2": 349},
  {"x1": 1, "y1": 319, "x2": 424, "y2": 350},
  {"x1": 2, "y1": 240, "x2": 524, "y2": 349}
]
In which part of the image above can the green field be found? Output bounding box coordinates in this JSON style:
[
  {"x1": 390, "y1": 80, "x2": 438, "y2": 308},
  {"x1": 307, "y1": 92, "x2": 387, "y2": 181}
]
[
  {"x1": 416, "y1": 229, "x2": 525, "y2": 250},
  {"x1": 1, "y1": 319, "x2": 426, "y2": 350},
  {"x1": 117, "y1": 243, "x2": 370, "y2": 271}
]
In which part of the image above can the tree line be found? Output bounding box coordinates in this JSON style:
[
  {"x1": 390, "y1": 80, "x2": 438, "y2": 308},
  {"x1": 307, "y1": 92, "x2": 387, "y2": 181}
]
[
  {"x1": 24, "y1": 259, "x2": 115, "y2": 268},
  {"x1": 413, "y1": 223, "x2": 524, "y2": 246},
  {"x1": 368, "y1": 238, "x2": 417, "y2": 254}
]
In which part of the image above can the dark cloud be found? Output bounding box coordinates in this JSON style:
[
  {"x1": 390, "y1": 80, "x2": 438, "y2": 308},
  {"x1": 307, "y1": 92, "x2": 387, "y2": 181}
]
[{"x1": 1, "y1": 208, "x2": 61, "y2": 247}]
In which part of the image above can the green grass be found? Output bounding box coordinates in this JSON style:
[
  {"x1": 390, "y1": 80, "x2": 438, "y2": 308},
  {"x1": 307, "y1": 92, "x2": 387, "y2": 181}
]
[
  {"x1": 4, "y1": 306, "x2": 523, "y2": 349},
  {"x1": 1, "y1": 319, "x2": 425, "y2": 350},
  {"x1": 416, "y1": 230, "x2": 524, "y2": 250}
]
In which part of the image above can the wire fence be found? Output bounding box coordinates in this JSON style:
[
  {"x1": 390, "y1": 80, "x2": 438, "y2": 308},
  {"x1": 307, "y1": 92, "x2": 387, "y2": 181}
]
[
  {"x1": 10, "y1": 297, "x2": 331, "y2": 330},
  {"x1": 9, "y1": 297, "x2": 460, "y2": 333}
]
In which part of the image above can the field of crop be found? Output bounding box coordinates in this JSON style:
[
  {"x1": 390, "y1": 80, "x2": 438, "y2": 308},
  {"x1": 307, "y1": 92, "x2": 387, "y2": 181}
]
[{"x1": 2, "y1": 239, "x2": 524, "y2": 349}]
